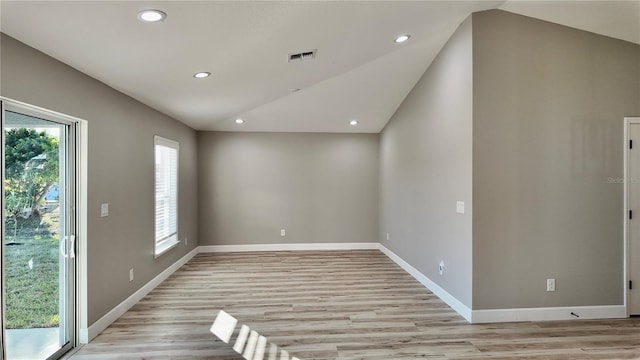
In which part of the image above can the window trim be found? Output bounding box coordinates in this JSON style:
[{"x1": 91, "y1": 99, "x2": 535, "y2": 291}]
[{"x1": 154, "y1": 135, "x2": 179, "y2": 258}]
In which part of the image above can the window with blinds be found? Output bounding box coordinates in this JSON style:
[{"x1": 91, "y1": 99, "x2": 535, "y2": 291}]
[{"x1": 154, "y1": 136, "x2": 179, "y2": 256}]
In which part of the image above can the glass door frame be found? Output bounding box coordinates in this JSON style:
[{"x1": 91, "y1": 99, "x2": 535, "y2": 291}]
[
  {"x1": 1, "y1": 98, "x2": 6, "y2": 360},
  {"x1": 1, "y1": 98, "x2": 79, "y2": 360}
]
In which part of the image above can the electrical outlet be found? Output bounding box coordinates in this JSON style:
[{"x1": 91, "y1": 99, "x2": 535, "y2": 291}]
[
  {"x1": 185, "y1": 237, "x2": 188, "y2": 246},
  {"x1": 386, "y1": 233, "x2": 390, "y2": 241},
  {"x1": 129, "y1": 269, "x2": 134, "y2": 282},
  {"x1": 439, "y1": 261, "x2": 445, "y2": 276},
  {"x1": 547, "y1": 278, "x2": 555, "y2": 292},
  {"x1": 456, "y1": 201, "x2": 465, "y2": 214},
  {"x1": 280, "y1": 229, "x2": 286, "y2": 237}
]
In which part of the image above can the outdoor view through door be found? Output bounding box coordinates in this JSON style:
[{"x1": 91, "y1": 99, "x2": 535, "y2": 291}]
[{"x1": 2, "y1": 104, "x2": 76, "y2": 360}]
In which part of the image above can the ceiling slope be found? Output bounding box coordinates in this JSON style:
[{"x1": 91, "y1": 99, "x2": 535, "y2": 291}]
[
  {"x1": 500, "y1": 0, "x2": 640, "y2": 45},
  {"x1": 1, "y1": 1, "x2": 637, "y2": 132}
]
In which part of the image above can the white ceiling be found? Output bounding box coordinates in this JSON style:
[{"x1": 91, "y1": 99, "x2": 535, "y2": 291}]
[{"x1": 1, "y1": 1, "x2": 638, "y2": 133}]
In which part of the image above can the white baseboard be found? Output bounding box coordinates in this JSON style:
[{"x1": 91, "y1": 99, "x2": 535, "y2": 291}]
[
  {"x1": 377, "y1": 244, "x2": 473, "y2": 322},
  {"x1": 198, "y1": 242, "x2": 379, "y2": 253},
  {"x1": 79, "y1": 247, "x2": 198, "y2": 343},
  {"x1": 376, "y1": 244, "x2": 626, "y2": 324},
  {"x1": 80, "y1": 242, "x2": 628, "y2": 343},
  {"x1": 471, "y1": 305, "x2": 627, "y2": 323}
]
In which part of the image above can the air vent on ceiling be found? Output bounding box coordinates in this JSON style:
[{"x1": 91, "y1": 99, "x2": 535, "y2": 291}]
[{"x1": 288, "y1": 49, "x2": 317, "y2": 62}]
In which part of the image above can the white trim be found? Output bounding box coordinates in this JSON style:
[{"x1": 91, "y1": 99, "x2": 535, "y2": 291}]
[
  {"x1": 198, "y1": 242, "x2": 379, "y2": 253},
  {"x1": 154, "y1": 135, "x2": 179, "y2": 150},
  {"x1": 79, "y1": 242, "x2": 629, "y2": 343},
  {"x1": 77, "y1": 117, "x2": 88, "y2": 348},
  {"x1": 79, "y1": 247, "x2": 198, "y2": 343},
  {"x1": 624, "y1": 117, "x2": 640, "y2": 317},
  {"x1": 154, "y1": 238, "x2": 181, "y2": 259},
  {"x1": 377, "y1": 244, "x2": 472, "y2": 322},
  {"x1": 377, "y1": 244, "x2": 626, "y2": 324},
  {"x1": 1, "y1": 97, "x2": 84, "y2": 126},
  {"x1": 471, "y1": 305, "x2": 627, "y2": 323}
]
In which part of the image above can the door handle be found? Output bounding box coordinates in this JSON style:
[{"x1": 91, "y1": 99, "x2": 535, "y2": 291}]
[
  {"x1": 69, "y1": 235, "x2": 76, "y2": 259},
  {"x1": 59, "y1": 235, "x2": 75, "y2": 259},
  {"x1": 60, "y1": 236, "x2": 68, "y2": 258}
]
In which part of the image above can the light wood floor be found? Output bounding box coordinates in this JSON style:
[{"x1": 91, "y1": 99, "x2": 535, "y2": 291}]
[{"x1": 71, "y1": 250, "x2": 640, "y2": 359}]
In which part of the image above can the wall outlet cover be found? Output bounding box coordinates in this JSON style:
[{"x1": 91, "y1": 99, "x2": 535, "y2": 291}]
[{"x1": 547, "y1": 278, "x2": 556, "y2": 292}]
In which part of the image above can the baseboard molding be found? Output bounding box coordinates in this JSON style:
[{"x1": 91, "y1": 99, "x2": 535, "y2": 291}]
[
  {"x1": 377, "y1": 244, "x2": 473, "y2": 322},
  {"x1": 198, "y1": 242, "x2": 379, "y2": 253},
  {"x1": 80, "y1": 242, "x2": 628, "y2": 343},
  {"x1": 471, "y1": 305, "x2": 627, "y2": 323},
  {"x1": 79, "y1": 247, "x2": 198, "y2": 343},
  {"x1": 376, "y1": 244, "x2": 626, "y2": 324}
]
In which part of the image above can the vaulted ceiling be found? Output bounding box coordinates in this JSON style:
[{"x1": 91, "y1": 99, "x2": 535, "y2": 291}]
[{"x1": 1, "y1": 1, "x2": 638, "y2": 132}]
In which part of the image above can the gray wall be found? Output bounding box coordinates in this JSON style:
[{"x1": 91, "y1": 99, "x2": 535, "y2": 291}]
[
  {"x1": 472, "y1": 10, "x2": 640, "y2": 309},
  {"x1": 198, "y1": 131, "x2": 379, "y2": 245},
  {"x1": 4, "y1": 6, "x2": 637, "y2": 327},
  {"x1": 0, "y1": 34, "x2": 199, "y2": 324},
  {"x1": 380, "y1": 18, "x2": 473, "y2": 307}
]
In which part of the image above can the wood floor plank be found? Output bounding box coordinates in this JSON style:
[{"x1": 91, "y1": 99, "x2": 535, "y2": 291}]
[{"x1": 71, "y1": 250, "x2": 640, "y2": 359}]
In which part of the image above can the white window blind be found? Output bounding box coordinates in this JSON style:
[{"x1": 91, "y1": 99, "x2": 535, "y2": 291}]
[{"x1": 154, "y1": 136, "x2": 179, "y2": 256}]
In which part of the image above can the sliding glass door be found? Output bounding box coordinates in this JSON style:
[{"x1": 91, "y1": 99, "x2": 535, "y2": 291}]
[{"x1": 2, "y1": 101, "x2": 76, "y2": 360}]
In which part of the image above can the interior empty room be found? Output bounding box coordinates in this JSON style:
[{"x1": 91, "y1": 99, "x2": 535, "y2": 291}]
[{"x1": 1, "y1": 1, "x2": 640, "y2": 359}]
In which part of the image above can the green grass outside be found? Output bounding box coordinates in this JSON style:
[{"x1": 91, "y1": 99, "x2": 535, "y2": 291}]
[{"x1": 5, "y1": 213, "x2": 60, "y2": 329}]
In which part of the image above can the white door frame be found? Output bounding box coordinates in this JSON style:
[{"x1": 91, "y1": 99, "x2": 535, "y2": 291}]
[
  {"x1": 0, "y1": 97, "x2": 88, "y2": 358},
  {"x1": 624, "y1": 117, "x2": 640, "y2": 316}
]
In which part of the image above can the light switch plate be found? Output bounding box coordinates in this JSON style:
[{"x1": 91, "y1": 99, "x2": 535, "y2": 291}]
[
  {"x1": 456, "y1": 201, "x2": 465, "y2": 214},
  {"x1": 101, "y1": 203, "x2": 109, "y2": 217}
]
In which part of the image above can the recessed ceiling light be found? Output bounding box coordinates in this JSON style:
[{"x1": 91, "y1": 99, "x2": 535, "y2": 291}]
[
  {"x1": 349, "y1": 120, "x2": 359, "y2": 126},
  {"x1": 194, "y1": 72, "x2": 211, "y2": 79},
  {"x1": 137, "y1": 9, "x2": 166, "y2": 22},
  {"x1": 235, "y1": 119, "x2": 245, "y2": 124},
  {"x1": 394, "y1": 34, "x2": 410, "y2": 43}
]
